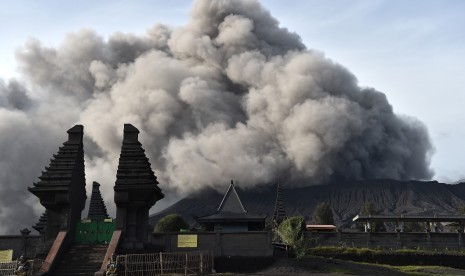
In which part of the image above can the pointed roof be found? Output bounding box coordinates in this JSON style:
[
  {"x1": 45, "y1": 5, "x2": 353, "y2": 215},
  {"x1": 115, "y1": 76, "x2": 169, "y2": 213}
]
[
  {"x1": 87, "y1": 182, "x2": 109, "y2": 221},
  {"x1": 196, "y1": 180, "x2": 265, "y2": 223},
  {"x1": 217, "y1": 180, "x2": 247, "y2": 214},
  {"x1": 272, "y1": 179, "x2": 287, "y2": 224}
]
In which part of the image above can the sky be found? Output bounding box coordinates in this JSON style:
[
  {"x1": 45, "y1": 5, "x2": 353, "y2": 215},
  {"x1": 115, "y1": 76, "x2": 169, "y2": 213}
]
[{"x1": 0, "y1": 0, "x2": 464, "y2": 182}]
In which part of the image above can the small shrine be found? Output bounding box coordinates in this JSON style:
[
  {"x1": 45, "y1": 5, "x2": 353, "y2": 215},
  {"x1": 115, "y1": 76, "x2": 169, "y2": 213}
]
[{"x1": 195, "y1": 181, "x2": 266, "y2": 232}]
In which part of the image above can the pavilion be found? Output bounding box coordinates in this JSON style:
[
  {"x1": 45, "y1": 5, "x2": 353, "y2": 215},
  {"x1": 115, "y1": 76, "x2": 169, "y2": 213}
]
[{"x1": 195, "y1": 181, "x2": 266, "y2": 232}]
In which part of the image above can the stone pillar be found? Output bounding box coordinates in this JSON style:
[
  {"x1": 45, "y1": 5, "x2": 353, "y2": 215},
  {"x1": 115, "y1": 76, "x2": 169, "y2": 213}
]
[
  {"x1": 366, "y1": 231, "x2": 372, "y2": 248},
  {"x1": 20, "y1": 228, "x2": 31, "y2": 257}
]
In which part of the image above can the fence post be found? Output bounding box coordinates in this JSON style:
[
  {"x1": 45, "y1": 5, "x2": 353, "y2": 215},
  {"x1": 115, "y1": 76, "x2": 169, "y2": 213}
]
[
  {"x1": 211, "y1": 251, "x2": 214, "y2": 273},
  {"x1": 200, "y1": 252, "x2": 203, "y2": 274},
  {"x1": 185, "y1": 253, "x2": 188, "y2": 275},
  {"x1": 125, "y1": 256, "x2": 127, "y2": 276},
  {"x1": 159, "y1": 252, "x2": 163, "y2": 274}
]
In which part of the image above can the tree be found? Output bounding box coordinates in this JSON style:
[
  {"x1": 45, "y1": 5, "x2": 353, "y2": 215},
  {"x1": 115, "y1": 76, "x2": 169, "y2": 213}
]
[
  {"x1": 277, "y1": 216, "x2": 307, "y2": 257},
  {"x1": 154, "y1": 214, "x2": 189, "y2": 232},
  {"x1": 312, "y1": 202, "x2": 335, "y2": 225}
]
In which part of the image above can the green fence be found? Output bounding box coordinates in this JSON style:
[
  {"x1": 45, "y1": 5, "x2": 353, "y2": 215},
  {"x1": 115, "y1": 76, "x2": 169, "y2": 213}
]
[{"x1": 76, "y1": 219, "x2": 115, "y2": 244}]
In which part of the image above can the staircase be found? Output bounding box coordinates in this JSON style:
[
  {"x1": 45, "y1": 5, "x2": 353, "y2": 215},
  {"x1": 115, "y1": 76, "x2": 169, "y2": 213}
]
[{"x1": 50, "y1": 244, "x2": 108, "y2": 276}]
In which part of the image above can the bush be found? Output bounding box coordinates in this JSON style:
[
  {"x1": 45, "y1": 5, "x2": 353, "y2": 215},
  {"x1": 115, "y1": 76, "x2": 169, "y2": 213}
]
[
  {"x1": 307, "y1": 246, "x2": 465, "y2": 269},
  {"x1": 277, "y1": 216, "x2": 307, "y2": 257},
  {"x1": 154, "y1": 214, "x2": 189, "y2": 232}
]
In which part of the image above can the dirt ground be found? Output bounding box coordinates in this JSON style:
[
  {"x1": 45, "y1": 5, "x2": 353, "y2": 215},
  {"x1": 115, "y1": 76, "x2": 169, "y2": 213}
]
[{"x1": 218, "y1": 256, "x2": 465, "y2": 276}]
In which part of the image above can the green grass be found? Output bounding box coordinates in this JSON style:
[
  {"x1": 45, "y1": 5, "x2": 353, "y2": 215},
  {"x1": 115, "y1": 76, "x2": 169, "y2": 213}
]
[
  {"x1": 387, "y1": 265, "x2": 465, "y2": 276},
  {"x1": 307, "y1": 246, "x2": 465, "y2": 256}
]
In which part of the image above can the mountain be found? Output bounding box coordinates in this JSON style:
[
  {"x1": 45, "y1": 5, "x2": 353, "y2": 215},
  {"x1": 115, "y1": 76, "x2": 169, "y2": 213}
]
[{"x1": 149, "y1": 179, "x2": 465, "y2": 228}]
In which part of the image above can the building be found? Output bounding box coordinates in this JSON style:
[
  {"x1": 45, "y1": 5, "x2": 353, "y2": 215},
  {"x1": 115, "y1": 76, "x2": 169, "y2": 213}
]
[{"x1": 195, "y1": 181, "x2": 266, "y2": 232}]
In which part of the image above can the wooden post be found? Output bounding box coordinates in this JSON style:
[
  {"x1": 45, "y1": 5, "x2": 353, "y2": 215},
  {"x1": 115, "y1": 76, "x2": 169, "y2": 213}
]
[
  {"x1": 200, "y1": 252, "x2": 203, "y2": 273},
  {"x1": 125, "y1": 256, "x2": 127, "y2": 276},
  {"x1": 160, "y1": 252, "x2": 163, "y2": 274},
  {"x1": 185, "y1": 253, "x2": 188, "y2": 275}
]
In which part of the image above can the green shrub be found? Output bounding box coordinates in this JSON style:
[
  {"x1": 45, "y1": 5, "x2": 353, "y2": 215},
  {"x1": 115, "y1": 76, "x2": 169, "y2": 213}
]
[
  {"x1": 154, "y1": 214, "x2": 189, "y2": 232},
  {"x1": 277, "y1": 216, "x2": 307, "y2": 257},
  {"x1": 307, "y1": 246, "x2": 465, "y2": 269}
]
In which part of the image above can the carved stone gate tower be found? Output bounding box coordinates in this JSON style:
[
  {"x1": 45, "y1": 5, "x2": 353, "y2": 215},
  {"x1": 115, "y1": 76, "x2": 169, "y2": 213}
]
[
  {"x1": 28, "y1": 125, "x2": 87, "y2": 242},
  {"x1": 114, "y1": 124, "x2": 164, "y2": 249}
]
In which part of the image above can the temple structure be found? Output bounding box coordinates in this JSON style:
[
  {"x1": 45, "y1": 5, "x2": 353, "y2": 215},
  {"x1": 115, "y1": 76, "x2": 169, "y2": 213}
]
[
  {"x1": 87, "y1": 182, "x2": 109, "y2": 221},
  {"x1": 114, "y1": 124, "x2": 164, "y2": 249},
  {"x1": 272, "y1": 179, "x2": 287, "y2": 225},
  {"x1": 196, "y1": 181, "x2": 266, "y2": 232},
  {"x1": 28, "y1": 125, "x2": 87, "y2": 241}
]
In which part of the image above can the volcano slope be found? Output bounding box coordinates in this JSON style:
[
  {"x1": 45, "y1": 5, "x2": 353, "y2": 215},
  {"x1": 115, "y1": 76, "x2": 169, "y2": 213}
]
[{"x1": 149, "y1": 179, "x2": 465, "y2": 228}]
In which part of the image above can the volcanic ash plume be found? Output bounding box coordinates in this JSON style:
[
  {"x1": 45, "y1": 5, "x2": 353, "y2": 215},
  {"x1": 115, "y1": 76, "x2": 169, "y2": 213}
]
[{"x1": 0, "y1": 0, "x2": 433, "y2": 233}]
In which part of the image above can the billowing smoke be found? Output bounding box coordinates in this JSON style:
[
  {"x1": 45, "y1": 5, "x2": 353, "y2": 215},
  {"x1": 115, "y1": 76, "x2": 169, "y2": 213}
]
[{"x1": 0, "y1": 0, "x2": 433, "y2": 234}]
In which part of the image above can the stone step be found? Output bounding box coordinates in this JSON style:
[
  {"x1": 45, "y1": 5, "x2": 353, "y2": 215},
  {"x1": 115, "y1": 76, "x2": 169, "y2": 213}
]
[
  {"x1": 49, "y1": 272, "x2": 95, "y2": 276},
  {"x1": 51, "y1": 243, "x2": 108, "y2": 275},
  {"x1": 52, "y1": 266, "x2": 100, "y2": 272}
]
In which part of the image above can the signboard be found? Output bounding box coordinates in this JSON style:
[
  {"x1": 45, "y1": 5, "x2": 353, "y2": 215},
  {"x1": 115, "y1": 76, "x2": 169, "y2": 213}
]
[
  {"x1": 0, "y1": 249, "x2": 13, "y2": 262},
  {"x1": 177, "y1": 235, "x2": 197, "y2": 248}
]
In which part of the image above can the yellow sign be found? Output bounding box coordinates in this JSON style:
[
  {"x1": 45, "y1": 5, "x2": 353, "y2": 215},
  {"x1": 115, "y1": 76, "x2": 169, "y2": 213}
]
[
  {"x1": 0, "y1": 249, "x2": 13, "y2": 262},
  {"x1": 177, "y1": 235, "x2": 197, "y2": 248}
]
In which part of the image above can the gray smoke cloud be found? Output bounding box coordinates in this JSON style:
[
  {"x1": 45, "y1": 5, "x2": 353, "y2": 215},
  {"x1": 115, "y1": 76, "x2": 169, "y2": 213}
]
[{"x1": 0, "y1": 0, "x2": 433, "y2": 234}]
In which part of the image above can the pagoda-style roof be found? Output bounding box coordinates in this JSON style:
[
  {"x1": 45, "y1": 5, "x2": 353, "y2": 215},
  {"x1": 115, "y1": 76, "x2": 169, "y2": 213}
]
[
  {"x1": 28, "y1": 125, "x2": 86, "y2": 210},
  {"x1": 28, "y1": 125, "x2": 87, "y2": 240},
  {"x1": 114, "y1": 124, "x2": 164, "y2": 205},
  {"x1": 196, "y1": 181, "x2": 266, "y2": 223},
  {"x1": 32, "y1": 210, "x2": 48, "y2": 234},
  {"x1": 114, "y1": 124, "x2": 165, "y2": 248},
  {"x1": 87, "y1": 182, "x2": 109, "y2": 221},
  {"x1": 272, "y1": 179, "x2": 287, "y2": 225}
]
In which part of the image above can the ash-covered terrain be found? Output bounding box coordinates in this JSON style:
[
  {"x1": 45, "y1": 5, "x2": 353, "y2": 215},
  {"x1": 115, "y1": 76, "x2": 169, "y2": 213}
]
[{"x1": 150, "y1": 179, "x2": 465, "y2": 228}]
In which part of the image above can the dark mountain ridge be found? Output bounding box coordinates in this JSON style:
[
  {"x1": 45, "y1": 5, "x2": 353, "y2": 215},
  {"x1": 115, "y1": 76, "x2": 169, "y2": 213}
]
[{"x1": 149, "y1": 179, "x2": 465, "y2": 228}]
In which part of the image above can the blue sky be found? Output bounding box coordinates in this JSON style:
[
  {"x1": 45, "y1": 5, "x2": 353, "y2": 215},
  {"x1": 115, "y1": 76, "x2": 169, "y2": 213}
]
[{"x1": 1, "y1": 0, "x2": 464, "y2": 182}]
